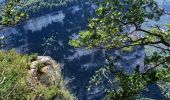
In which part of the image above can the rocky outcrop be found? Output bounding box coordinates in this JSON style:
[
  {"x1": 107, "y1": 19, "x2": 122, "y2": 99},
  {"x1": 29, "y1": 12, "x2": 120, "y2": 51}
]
[
  {"x1": 28, "y1": 56, "x2": 60, "y2": 87},
  {"x1": 28, "y1": 56, "x2": 76, "y2": 100}
]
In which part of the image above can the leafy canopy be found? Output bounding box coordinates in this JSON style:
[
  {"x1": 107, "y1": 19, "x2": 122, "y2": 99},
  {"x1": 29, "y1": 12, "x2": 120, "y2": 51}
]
[
  {"x1": 70, "y1": 0, "x2": 170, "y2": 49},
  {"x1": 0, "y1": 0, "x2": 28, "y2": 26},
  {"x1": 70, "y1": 0, "x2": 170, "y2": 99}
]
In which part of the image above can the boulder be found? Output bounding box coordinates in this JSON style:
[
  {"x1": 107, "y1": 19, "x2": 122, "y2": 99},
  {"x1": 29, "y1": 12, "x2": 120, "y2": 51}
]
[
  {"x1": 28, "y1": 56, "x2": 61, "y2": 87},
  {"x1": 27, "y1": 56, "x2": 75, "y2": 100}
]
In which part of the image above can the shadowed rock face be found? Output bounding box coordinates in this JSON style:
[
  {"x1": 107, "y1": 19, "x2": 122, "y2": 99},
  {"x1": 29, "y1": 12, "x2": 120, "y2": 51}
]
[{"x1": 1, "y1": 0, "x2": 170, "y2": 100}]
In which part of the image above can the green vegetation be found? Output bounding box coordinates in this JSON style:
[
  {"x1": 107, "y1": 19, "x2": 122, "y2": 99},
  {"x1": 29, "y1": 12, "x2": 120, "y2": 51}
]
[
  {"x1": 0, "y1": 3, "x2": 30, "y2": 98},
  {"x1": 0, "y1": 50, "x2": 32, "y2": 99},
  {"x1": 1, "y1": 0, "x2": 170, "y2": 99},
  {"x1": 0, "y1": 0, "x2": 28, "y2": 26},
  {"x1": 36, "y1": 61, "x2": 46, "y2": 73},
  {"x1": 20, "y1": 0, "x2": 82, "y2": 17},
  {"x1": 0, "y1": 50, "x2": 76, "y2": 100},
  {"x1": 0, "y1": 0, "x2": 77, "y2": 25},
  {"x1": 31, "y1": 84, "x2": 58, "y2": 100},
  {"x1": 70, "y1": 0, "x2": 170, "y2": 99}
]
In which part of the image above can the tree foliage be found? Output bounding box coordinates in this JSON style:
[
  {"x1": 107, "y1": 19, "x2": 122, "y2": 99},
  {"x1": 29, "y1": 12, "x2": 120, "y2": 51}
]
[
  {"x1": 0, "y1": 0, "x2": 28, "y2": 26},
  {"x1": 70, "y1": 0, "x2": 170, "y2": 49},
  {"x1": 70, "y1": 0, "x2": 170, "y2": 99}
]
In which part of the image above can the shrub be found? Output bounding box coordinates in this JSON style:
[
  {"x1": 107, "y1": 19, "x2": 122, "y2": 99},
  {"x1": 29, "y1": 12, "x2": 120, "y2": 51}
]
[{"x1": 0, "y1": 50, "x2": 31, "y2": 100}]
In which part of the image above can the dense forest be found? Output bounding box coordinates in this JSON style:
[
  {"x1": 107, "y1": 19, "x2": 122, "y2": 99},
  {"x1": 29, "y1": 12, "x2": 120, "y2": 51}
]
[{"x1": 0, "y1": 0, "x2": 170, "y2": 100}]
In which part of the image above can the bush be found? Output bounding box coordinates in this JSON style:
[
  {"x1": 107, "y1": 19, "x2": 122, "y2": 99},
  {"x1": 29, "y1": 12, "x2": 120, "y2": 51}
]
[{"x1": 0, "y1": 50, "x2": 31, "y2": 100}]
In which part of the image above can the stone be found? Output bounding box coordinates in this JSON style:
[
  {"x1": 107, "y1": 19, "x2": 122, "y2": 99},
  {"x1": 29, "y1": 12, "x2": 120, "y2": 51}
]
[
  {"x1": 37, "y1": 56, "x2": 52, "y2": 65},
  {"x1": 30, "y1": 61, "x2": 39, "y2": 69},
  {"x1": 27, "y1": 56, "x2": 75, "y2": 99},
  {"x1": 28, "y1": 69, "x2": 36, "y2": 76},
  {"x1": 41, "y1": 66, "x2": 49, "y2": 73}
]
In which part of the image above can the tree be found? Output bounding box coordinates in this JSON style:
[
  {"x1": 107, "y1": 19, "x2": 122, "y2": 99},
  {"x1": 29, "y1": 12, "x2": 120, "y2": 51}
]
[
  {"x1": 0, "y1": 0, "x2": 28, "y2": 26},
  {"x1": 70, "y1": 0, "x2": 170, "y2": 99}
]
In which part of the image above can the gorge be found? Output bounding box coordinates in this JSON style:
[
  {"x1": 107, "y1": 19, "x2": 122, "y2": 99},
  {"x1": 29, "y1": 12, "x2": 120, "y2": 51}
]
[{"x1": 0, "y1": 0, "x2": 170, "y2": 100}]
